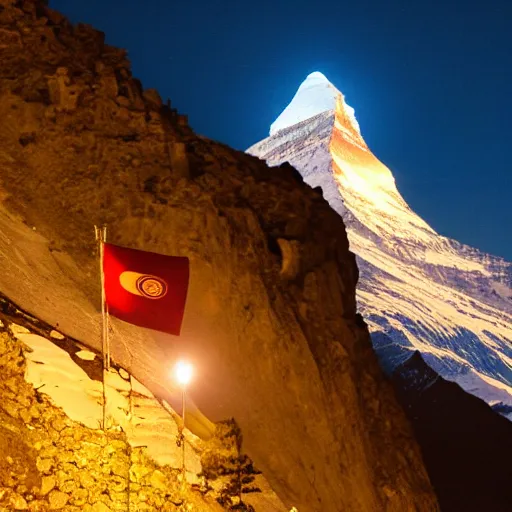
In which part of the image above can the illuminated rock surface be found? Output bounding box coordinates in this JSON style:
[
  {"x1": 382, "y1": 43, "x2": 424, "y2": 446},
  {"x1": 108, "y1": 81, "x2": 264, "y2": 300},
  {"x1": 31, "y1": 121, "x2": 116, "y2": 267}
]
[
  {"x1": 0, "y1": 322, "x2": 220, "y2": 511},
  {"x1": 0, "y1": 2, "x2": 436, "y2": 511},
  {"x1": 248, "y1": 72, "x2": 512, "y2": 414}
]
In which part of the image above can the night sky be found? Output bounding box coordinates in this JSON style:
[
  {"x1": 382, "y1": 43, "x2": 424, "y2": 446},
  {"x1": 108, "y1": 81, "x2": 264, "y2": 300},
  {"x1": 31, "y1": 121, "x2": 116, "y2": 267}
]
[{"x1": 51, "y1": 0, "x2": 512, "y2": 261}]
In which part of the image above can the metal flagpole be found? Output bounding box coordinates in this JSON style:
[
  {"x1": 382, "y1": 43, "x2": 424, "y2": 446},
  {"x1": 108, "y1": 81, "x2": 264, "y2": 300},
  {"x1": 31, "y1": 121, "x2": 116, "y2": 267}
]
[
  {"x1": 103, "y1": 226, "x2": 111, "y2": 372},
  {"x1": 95, "y1": 224, "x2": 109, "y2": 430},
  {"x1": 172, "y1": 361, "x2": 193, "y2": 490},
  {"x1": 181, "y1": 386, "x2": 186, "y2": 484}
]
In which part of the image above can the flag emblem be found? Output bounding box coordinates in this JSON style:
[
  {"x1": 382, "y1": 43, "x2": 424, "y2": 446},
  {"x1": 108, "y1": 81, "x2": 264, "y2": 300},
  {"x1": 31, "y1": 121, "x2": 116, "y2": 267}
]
[
  {"x1": 137, "y1": 275, "x2": 168, "y2": 299},
  {"x1": 119, "y1": 271, "x2": 168, "y2": 299}
]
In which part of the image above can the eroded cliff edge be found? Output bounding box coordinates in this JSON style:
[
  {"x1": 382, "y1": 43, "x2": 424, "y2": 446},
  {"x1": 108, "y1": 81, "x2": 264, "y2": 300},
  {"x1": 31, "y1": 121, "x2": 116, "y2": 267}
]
[{"x1": 0, "y1": 1, "x2": 438, "y2": 510}]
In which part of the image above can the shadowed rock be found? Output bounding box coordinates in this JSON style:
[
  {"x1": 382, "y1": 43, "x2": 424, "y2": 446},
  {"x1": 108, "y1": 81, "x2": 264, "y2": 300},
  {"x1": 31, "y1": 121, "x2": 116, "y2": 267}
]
[{"x1": 393, "y1": 352, "x2": 512, "y2": 512}]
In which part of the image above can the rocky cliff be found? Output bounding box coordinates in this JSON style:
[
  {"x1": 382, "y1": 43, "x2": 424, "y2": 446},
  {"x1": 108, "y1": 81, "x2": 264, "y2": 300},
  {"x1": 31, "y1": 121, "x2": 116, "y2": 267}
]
[{"x1": 0, "y1": 1, "x2": 437, "y2": 510}]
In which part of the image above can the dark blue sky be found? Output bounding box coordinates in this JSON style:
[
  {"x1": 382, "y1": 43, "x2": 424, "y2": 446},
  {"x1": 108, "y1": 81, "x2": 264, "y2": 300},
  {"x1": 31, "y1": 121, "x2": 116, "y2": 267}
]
[{"x1": 52, "y1": 0, "x2": 512, "y2": 260}]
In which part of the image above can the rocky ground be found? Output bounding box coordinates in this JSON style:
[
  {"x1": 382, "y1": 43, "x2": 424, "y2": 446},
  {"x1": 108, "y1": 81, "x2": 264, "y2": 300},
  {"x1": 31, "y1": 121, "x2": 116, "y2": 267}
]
[{"x1": 0, "y1": 321, "x2": 217, "y2": 511}]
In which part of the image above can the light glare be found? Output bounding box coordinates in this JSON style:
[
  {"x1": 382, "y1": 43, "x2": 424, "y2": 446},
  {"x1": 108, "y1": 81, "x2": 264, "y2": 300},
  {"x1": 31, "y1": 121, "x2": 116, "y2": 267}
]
[{"x1": 173, "y1": 360, "x2": 193, "y2": 387}]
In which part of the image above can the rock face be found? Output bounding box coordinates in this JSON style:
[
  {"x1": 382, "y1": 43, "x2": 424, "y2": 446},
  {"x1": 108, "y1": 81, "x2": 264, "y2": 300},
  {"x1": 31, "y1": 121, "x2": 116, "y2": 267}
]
[
  {"x1": 0, "y1": 2, "x2": 437, "y2": 510},
  {"x1": 248, "y1": 72, "x2": 512, "y2": 415},
  {"x1": 392, "y1": 351, "x2": 512, "y2": 512}
]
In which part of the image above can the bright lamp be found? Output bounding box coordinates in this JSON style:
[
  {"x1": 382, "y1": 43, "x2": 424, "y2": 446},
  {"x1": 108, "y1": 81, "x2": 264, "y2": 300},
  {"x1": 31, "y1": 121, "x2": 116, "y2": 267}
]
[{"x1": 173, "y1": 360, "x2": 193, "y2": 387}]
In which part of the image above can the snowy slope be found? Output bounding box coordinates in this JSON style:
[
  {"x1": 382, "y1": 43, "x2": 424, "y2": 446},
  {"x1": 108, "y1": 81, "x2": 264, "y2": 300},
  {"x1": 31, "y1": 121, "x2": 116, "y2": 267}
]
[
  {"x1": 8, "y1": 323, "x2": 202, "y2": 476},
  {"x1": 248, "y1": 72, "x2": 512, "y2": 413}
]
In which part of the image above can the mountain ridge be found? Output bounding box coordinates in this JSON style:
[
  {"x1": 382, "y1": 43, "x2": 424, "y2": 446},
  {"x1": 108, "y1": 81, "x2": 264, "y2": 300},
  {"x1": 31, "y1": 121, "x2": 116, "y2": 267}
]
[{"x1": 392, "y1": 350, "x2": 512, "y2": 511}]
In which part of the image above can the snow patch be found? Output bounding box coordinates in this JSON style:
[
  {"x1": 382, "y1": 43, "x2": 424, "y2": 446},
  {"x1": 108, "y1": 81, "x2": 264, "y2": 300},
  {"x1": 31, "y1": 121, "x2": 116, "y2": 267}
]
[
  {"x1": 50, "y1": 329, "x2": 65, "y2": 340},
  {"x1": 9, "y1": 323, "x2": 30, "y2": 335},
  {"x1": 13, "y1": 329, "x2": 201, "y2": 475},
  {"x1": 76, "y1": 350, "x2": 96, "y2": 361},
  {"x1": 424, "y1": 249, "x2": 489, "y2": 274}
]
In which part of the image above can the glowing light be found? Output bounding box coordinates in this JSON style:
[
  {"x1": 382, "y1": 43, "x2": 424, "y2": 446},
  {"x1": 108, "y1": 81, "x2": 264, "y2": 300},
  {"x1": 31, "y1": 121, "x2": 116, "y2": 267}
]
[{"x1": 173, "y1": 360, "x2": 193, "y2": 387}]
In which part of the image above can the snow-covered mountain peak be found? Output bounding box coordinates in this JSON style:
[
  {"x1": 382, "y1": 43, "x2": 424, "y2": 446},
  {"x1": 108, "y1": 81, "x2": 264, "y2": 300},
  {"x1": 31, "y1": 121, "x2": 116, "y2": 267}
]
[
  {"x1": 256, "y1": 73, "x2": 435, "y2": 241},
  {"x1": 248, "y1": 73, "x2": 512, "y2": 419},
  {"x1": 307, "y1": 71, "x2": 328, "y2": 79},
  {"x1": 306, "y1": 71, "x2": 330, "y2": 82},
  {"x1": 270, "y1": 71, "x2": 361, "y2": 137}
]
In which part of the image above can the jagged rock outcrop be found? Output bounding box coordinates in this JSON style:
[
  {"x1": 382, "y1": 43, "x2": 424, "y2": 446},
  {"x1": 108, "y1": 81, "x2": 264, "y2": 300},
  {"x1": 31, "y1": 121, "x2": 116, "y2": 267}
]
[
  {"x1": 0, "y1": 1, "x2": 438, "y2": 510},
  {"x1": 392, "y1": 352, "x2": 512, "y2": 512}
]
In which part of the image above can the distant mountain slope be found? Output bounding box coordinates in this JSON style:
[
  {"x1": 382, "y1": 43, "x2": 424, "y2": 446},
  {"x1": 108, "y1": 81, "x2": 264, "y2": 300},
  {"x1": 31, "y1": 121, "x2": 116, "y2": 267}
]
[
  {"x1": 392, "y1": 351, "x2": 512, "y2": 511},
  {"x1": 248, "y1": 72, "x2": 512, "y2": 413}
]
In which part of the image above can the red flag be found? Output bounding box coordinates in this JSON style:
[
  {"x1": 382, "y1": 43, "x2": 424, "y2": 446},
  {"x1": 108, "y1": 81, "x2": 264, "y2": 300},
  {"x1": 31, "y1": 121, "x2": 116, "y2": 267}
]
[{"x1": 102, "y1": 243, "x2": 189, "y2": 335}]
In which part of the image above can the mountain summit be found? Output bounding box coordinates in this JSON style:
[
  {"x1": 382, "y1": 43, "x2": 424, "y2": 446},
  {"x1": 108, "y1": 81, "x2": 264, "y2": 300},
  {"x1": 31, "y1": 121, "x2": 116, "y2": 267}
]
[
  {"x1": 248, "y1": 73, "x2": 512, "y2": 415},
  {"x1": 270, "y1": 71, "x2": 361, "y2": 137}
]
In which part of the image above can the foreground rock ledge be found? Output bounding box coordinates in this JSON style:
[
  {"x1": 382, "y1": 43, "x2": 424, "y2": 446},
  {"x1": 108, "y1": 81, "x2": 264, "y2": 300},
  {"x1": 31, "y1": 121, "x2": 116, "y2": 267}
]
[
  {"x1": 0, "y1": 325, "x2": 224, "y2": 511},
  {"x1": 0, "y1": 1, "x2": 438, "y2": 510}
]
